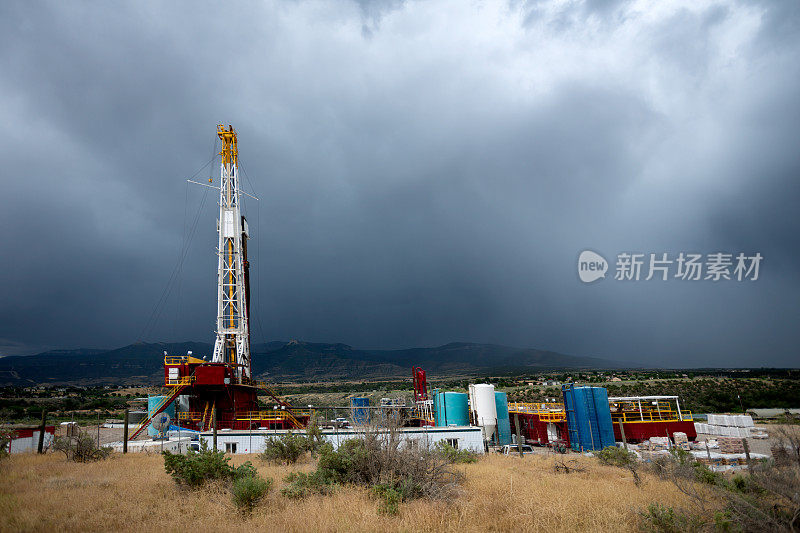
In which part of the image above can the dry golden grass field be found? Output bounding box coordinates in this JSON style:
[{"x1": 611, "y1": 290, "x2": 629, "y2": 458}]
[{"x1": 0, "y1": 451, "x2": 701, "y2": 532}]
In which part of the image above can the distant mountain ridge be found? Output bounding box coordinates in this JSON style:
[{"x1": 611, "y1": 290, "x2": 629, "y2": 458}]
[{"x1": 0, "y1": 340, "x2": 635, "y2": 386}]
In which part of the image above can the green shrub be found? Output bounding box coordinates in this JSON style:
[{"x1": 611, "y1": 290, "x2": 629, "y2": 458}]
[
  {"x1": 669, "y1": 447, "x2": 693, "y2": 466},
  {"x1": 372, "y1": 484, "x2": 402, "y2": 515},
  {"x1": 316, "y1": 440, "x2": 367, "y2": 484},
  {"x1": 712, "y1": 510, "x2": 736, "y2": 532},
  {"x1": 640, "y1": 503, "x2": 704, "y2": 532},
  {"x1": 232, "y1": 461, "x2": 258, "y2": 481},
  {"x1": 372, "y1": 478, "x2": 424, "y2": 515},
  {"x1": 163, "y1": 443, "x2": 235, "y2": 487},
  {"x1": 163, "y1": 444, "x2": 271, "y2": 511},
  {"x1": 0, "y1": 428, "x2": 11, "y2": 460},
  {"x1": 434, "y1": 442, "x2": 478, "y2": 464},
  {"x1": 280, "y1": 471, "x2": 338, "y2": 499},
  {"x1": 728, "y1": 473, "x2": 749, "y2": 493},
  {"x1": 232, "y1": 475, "x2": 272, "y2": 512},
  {"x1": 279, "y1": 481, "x2": 309, "y2": 500},
  {"x1": 692, "y1": 463, "x2": 722, "y2": 486},
  {"x1": 304, "y1": 420, "x2": 326, "y2": 456},
  {"x1": 280, "y1": 433, "x2": 463, "y2": 515},
  {"x1": 52, "y1": 430, "x2": 111, "y2": 462},
  {"x1": 596, "y1": 445, "x2": 637, "y2": 467},
  {"x1": 260, "y1": 431, "x2": 314, "y2": 465}
]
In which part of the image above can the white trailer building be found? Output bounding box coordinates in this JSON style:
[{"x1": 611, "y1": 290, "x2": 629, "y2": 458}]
[{"x1": 199, "y1": 426, "x2": 485, "y2": 455}]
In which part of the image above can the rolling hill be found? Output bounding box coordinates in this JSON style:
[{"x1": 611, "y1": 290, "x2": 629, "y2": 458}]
[{"x1": 0, "y1": 340, "x2": 635, "y2": 386}]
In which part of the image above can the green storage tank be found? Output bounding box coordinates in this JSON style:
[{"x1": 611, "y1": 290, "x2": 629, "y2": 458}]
[
  {"x1": 494, "y1": 391, "x2": 512, "y2": 446},
  {"x1": 434, "y1": 392, "x2": 469, "y2": 427}
]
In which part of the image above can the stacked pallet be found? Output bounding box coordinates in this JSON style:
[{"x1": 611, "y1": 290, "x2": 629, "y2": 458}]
[
  {"x1": 695, "y1": 414, "x2": 759, "y2": 438},
  {"x1": 673, "y1": 432, "x2": 690, "y2": 450},
  {"x1": 718, "y1": 436, "x2": 745, "y2": 453},
  {"x1": 694, "y1": 454, "x2": 724, "y2": 466},
  {"x1": 639, "y1": 449, "x2": 670, "y2": 462},
  {"x1": 707, "y1": 414, "x2": 754, "y2": 427},
  {"x1": 692, "y1": 451, "x2": 767, "y2": 466},
  {"x1": 649, "y1": 436, "x2": 670, "y2": 451}
]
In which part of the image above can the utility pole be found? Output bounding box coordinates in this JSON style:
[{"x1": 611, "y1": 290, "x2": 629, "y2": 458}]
[
  {"x1": 123, "y1": 409, "x2": 129, "y2": 454},
  {"x1": 514, "y1": 413, "x2": 524, "y2": 458},
  {"x1": 37, "y1": 410, "x2": 46, "y2": 454}
]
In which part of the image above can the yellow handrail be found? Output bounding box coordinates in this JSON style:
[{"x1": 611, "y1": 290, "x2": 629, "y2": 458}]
[
  {"x1": 610, "y1": 410, "x2": 693, "y2": 423},
  {"x1": 178, "y1": 409, "x2": 314, "y2": 423},
  {"x1": 508, "y1": 402, "x2": 567, "y2": 421},
  {"x1": 165, "y1": 375, "x2": 196, "y2": 386}
]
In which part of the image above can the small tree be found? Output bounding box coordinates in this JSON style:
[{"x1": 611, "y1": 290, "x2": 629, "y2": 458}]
[
  {"x1": 596, "y1": 445, "x2": 637, "y2": 467},
  {"x1": 163, "y1": 443, "x2": 237, "y2": 487},
  {"x1": 595, "y1": 446, "x2": 640, "y2": 485},
  {"x1": 52, "y1": 429, "x2": 111, "y2": 462},
  {"x1": 434, "y1": 441, "x2": 478, "y2": 464},
  {"x1": 0, "y1": 428, "x2": 12, "y2": 459},
  {"x1": 281, "y1": 430, "x2": 464, "y2": 515},
  {"x1": 232, "y1": 476, "x2": 272, "y2": 513},
  {"x1": 260, "y1": 431, "x2": 312, "y2": 465},
  {"x1": 305, "y1": 418, "x2": 326, "y2": 456}
]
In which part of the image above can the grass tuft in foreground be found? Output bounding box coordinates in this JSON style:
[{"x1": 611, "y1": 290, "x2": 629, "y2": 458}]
[{"x1": 280, "y1": 432, "x2": 463, "y2": 514}]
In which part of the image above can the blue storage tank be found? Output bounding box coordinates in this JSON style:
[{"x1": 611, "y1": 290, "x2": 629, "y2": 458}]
[
  {"x1": 433, "y1": 392, "x2": 469, "y2": 427},
  {"x1": 494, "y1": 392, "x2": 512, "y2": 446},
  {"x1": 350, "y1": 397, "x2": 370, "y2": 425},
  {"x1": 147, "y1": 395, "x2": 176, "y2": 437},
  {"x1": 562, "y1": 384, "x2": 615, "y2": 451}
]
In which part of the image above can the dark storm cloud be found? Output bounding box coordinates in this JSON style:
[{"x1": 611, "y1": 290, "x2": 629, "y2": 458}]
[{"x1": 0, "y1": 1, "x2": 797, "y2": 367}]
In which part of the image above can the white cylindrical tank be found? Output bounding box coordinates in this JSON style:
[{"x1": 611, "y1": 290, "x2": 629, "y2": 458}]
[{"x1": 469, "y1": 383, "x2": 498, "y2": 443}]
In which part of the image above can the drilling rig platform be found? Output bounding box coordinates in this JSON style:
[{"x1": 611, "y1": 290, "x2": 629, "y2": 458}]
[{"x1": 129, "y1": 125, "x2": 310, "y2": 441}]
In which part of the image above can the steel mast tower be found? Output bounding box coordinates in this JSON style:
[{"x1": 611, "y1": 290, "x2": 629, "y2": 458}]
[
  {"x1": 212, "y1": 125, "x2": 251, "y2": 380},
  {"x1": 126, "y1": 125, "x2": 311, "y2": 440}
]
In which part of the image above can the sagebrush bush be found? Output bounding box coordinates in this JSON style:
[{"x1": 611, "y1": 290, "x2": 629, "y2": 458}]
[
  {"x1": 692, "y1": 463, "x2": 722, "y2": 486},
  {"x1": 372, "y1": 484, "x2": 403, "y2": 515},
  {"x1": 164, "y1": 443, "x2": 272, "y2": 511},
  {"x1": 434, "y1": 442, "x2": 478, "y2": 464},
  {"x1": 596, "y1": 446, "x2": 637, "y2": 467},
  {"x1": 280, "y1": 471, "x2": 338, "y2": 499},
  {"x1": 260, "y1": 419, "x2": 326, "y2": 465},
  {"x1": 232, "y1": 475, "x2": 271, "y2": 512},
  {"x1": 281, "y1": 431, "x2": 463, "y2": 515},
  {"x1": 0, "y1": 428, "x2": 11, "y2": 460},
  {"x1": 52, "y1": 430, "x2": 111, "y2": 462},
  {"x1": 232, "y1": 461, "x2": 259, "y2": 481},
  {"x1": 715, "y1": 429, "x2": 800, "y2": 531},
  {"x1": 640, "y1": 503, "x2": 703, "y2": 532},
  {"x1": 163, "y1": 443, "x2": 250, "y2": 487},
  {"x1": 595, "y1": 445, "x2": 642, "y2": 485},
  {"x1": 637, "y1": 427, "x2": 800, "y2": 532}
]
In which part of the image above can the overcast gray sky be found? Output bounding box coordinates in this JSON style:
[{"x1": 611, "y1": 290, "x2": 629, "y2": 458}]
[{"x1": 0, "y1": 0, "x2": 797, "y2": 367}]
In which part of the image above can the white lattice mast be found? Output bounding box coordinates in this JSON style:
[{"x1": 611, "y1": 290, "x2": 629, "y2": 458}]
[{"x1": 211, "y1": 125, "x2": 251, "y2": 379}]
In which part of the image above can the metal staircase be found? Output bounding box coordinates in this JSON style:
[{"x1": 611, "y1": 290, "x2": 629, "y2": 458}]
[{"x1": 128, "y1": 384, "x2": 188, "y2": 440}]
